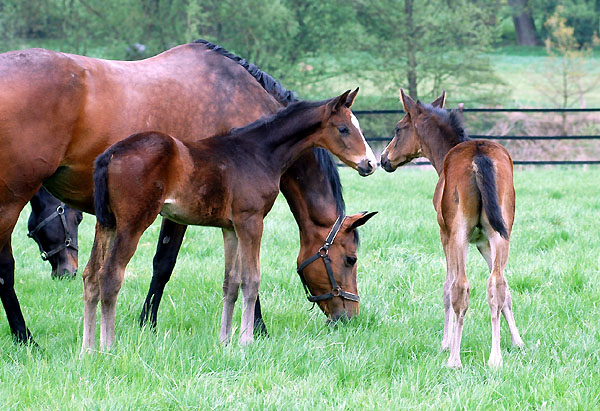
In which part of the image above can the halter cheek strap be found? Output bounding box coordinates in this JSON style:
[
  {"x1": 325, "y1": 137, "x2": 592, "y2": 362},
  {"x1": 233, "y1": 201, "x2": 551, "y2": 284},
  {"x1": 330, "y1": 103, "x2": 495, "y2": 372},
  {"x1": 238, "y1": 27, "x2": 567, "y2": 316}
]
[
  {"x1": 28, "y1": 204, "x2": 78, "y2": 261},
  {"x1": 296, "y1": 215, "x2": 360, "y2": 304}
]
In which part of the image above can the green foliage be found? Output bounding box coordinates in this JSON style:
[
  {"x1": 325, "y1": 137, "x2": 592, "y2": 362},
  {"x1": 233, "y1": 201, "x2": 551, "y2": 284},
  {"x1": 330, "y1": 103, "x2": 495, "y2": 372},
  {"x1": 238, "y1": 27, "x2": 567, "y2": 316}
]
[{"x1": 354, "y1": 0, "x2": 507, "y2": 103}]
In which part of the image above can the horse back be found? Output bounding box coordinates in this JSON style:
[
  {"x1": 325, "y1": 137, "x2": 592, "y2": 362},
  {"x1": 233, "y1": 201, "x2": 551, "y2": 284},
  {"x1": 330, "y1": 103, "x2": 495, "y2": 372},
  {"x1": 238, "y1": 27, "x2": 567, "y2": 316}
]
[{"x1": 436, "y1": 140, "x2": 514, "y2": 239}]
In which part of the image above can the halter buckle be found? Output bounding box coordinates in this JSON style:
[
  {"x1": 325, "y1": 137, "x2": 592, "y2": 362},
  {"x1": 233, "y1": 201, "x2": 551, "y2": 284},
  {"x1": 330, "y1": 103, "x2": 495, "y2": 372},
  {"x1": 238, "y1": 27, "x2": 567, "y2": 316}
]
[
  {"x1": 40, "y1": 251, "x2": 49, "y2": 261},
  {"x1": 56, "y1": 205, "x2": 65, "y2": 215},
  {"x1": 331, "y1": 287, "x2": 341, "y2": 297},
  {"x1": 318, "y1": 246, "x2": 329, "y2": 257}
]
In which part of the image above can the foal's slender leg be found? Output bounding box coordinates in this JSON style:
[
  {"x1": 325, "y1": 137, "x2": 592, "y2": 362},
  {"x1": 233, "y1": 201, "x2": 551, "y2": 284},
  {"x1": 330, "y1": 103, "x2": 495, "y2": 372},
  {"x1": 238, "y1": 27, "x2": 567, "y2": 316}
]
[
  {"x1": 440, "y1": 230, "x2": 454, "y2": 351},
  {"x1": 99, "y1": 220, "x2": 156, "y2": 351},
  {"x1": 446, "y1": 231, "x2": 469, "y2": 368},
  {"x1": 477, "y1": 239, "x2": 524, "y2": 351},
  {"x1": 219, "y1": 228, "x2": 239, "y2": 345},
  {"x1": 81, "y1": 223, "x2": 111, "y2": 353},
  {"x1": 139, "y1": 219, "x2": 187, "y2": 328},
  {"x1": 235, "y1": 217, "x2": 263, "y2": 346}
]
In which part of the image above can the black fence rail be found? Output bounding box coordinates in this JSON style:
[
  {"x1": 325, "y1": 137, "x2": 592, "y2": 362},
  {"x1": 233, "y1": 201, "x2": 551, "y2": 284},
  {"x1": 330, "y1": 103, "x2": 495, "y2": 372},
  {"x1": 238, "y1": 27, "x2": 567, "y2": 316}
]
[{"x1": 353, "y1": 107, "x2": 600, "y2": 166}]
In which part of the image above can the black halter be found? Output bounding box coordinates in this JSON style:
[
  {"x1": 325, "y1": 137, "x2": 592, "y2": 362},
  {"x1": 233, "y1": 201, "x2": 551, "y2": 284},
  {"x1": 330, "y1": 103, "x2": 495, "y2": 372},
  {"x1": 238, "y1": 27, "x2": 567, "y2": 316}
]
[
  {"x1": 27, "y1": 203, "x2": 78, "y2": 261},
  {"x1": 296, "y1": 215, "x2": 360, "y2": 304}
]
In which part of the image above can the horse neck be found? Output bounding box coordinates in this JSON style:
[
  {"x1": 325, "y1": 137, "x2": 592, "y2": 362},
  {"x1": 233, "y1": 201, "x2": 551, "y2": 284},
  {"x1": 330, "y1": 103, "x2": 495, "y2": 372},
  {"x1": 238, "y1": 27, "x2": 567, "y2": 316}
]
[
  {"x1": 281, "y1": 153, "x2": 342, "y2": 249},
  {"x1": 258, "y1": 105, "x2": 326, "y2": 175},
  {"x1": 420, "y1": 125, "x2": 461, "y2": 175}
]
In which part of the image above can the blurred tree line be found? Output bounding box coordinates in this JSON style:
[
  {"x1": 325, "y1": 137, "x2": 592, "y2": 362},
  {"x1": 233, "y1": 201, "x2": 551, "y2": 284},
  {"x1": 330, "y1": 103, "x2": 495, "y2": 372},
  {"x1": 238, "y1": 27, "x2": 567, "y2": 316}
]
[{"x1": 0, "y1": 0, "x2": 597, "y2": 106}]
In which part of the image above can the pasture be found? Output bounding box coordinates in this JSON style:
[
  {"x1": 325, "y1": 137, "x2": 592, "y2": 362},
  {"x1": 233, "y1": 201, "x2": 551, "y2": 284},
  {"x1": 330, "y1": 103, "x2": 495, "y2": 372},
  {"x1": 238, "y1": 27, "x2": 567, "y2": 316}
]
[{"x1": 1, "y1": 166, "x2": 599, "y2": 409}]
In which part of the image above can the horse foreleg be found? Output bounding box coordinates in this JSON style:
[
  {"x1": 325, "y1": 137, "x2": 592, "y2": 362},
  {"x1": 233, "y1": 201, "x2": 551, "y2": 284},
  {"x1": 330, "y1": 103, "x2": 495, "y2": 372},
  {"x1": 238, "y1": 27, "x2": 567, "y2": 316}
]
[
  {"x1": 140, "y1": 219, "x2": 187, "y2": 329},
  {"x1": 219, "y1": 228, "x2": 239, "y2": 345},
  {"x1": 81, "y1": 223, "x2": 111, "y2": 354},
  {"x1": 0, "y1": 200, "x2": 34, "y2": 344},
  {"x1": 235, "y1": 217, "x2": 263, "y2": 346}
]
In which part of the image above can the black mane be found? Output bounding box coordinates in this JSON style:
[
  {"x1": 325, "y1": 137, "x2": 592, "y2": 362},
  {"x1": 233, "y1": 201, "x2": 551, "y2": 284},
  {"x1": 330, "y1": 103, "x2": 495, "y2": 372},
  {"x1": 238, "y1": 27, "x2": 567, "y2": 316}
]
[
  {"x1": 193, "y1": 39, "x2": 297, "y2": 106},
  {"x1": 422, "y1": 104, "x2": 469, "y2": 144},
  {"x1": 195, "y1": 39, "x2": 345, "y2": 215}
]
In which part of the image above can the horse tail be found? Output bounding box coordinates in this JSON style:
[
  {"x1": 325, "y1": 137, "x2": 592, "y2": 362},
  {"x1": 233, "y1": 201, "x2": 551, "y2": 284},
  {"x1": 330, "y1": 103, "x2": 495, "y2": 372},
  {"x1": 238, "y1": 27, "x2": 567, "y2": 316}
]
[
  {"x1": 93, "y1": 147, "x2": 117, "y2": 229},
  {"x1": 473, "y1": 155, "x2": 509, "y2": 239}
]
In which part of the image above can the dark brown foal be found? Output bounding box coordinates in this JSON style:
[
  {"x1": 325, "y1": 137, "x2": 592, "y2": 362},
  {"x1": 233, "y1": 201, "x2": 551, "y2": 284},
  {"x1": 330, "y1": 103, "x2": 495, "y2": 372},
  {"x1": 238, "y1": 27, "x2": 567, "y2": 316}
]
[
  {"x1": 380, "y1": 90, "x2": 524, "y2": 368},
  {"x1": 82, "y1": 90, "x2": 377, "y2": 351}
]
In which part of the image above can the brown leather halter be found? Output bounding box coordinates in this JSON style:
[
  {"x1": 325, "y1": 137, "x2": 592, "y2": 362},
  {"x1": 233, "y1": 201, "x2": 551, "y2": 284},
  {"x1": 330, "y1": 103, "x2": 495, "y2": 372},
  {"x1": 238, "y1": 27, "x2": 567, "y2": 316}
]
[
  {"x1": 27, "y1": 203, "x2": 78, "y2": 261},
  {"x1": 296, "y1": 215, "x2": 360, "y2": 304}
]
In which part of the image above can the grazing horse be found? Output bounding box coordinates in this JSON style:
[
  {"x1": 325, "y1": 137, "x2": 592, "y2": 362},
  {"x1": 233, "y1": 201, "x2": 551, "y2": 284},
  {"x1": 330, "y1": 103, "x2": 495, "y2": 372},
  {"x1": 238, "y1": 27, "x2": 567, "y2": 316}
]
[
  {"x1": 27, "y1": 188, "x2": 82, "y2": 278},
  {"x1": 380, "y1": 90, "x2": 524, "y2": 368},
  {"x1": 0, "y1": 40, "x2": 358, "y2": 343},
  {"x1": 82, "y1": 91, "x2": 377, "y2": 351}
]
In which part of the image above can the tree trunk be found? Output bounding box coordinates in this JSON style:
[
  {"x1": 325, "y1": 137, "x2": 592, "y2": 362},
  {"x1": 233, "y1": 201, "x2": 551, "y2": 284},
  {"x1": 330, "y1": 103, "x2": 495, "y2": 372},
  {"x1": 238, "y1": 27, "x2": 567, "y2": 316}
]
[
  {"x1": 404, "y1": 0, "x2": 418, "y2": 99},
  {"x1": 509, "y1": 0, "x2": 542, "y2": 46}
]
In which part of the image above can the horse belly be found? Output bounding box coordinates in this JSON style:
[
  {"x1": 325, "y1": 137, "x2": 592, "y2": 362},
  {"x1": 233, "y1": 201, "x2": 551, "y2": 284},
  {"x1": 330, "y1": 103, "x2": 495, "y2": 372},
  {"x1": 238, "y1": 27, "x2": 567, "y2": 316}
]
[{"x1": 160, "y1": 181, "x2": 232, "y2": 229}]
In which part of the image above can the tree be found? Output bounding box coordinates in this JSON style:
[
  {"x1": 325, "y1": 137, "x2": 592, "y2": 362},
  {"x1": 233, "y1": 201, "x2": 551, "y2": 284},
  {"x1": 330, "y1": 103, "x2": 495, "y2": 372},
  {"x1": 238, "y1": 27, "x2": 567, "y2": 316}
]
[
  {"x1": 508, "y1": 0, "x2": 542, "y2": 46},
  {"x1": 353, "y1": 0, "x2": 505, "y2": 104},
  {"x1": 536, "y1": 6, "x2": 600, "y2": 132}
]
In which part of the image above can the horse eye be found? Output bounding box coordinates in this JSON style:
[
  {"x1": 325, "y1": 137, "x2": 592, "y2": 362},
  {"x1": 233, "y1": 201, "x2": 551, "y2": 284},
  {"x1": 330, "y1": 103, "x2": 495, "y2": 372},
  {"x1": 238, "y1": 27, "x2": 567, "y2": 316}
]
[
  {"x1": 345, "y1": 256, "x2": 357, "y2": 266},
  {"x1": 338, "y1": 126, "x2": 349, "y2": 135}
]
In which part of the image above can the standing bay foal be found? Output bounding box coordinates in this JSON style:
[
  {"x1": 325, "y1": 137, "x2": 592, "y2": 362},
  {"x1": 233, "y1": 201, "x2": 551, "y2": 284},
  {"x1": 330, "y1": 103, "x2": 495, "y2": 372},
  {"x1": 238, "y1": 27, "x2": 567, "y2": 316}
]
[
  {"x1": 380, "y1": 90, "x2": 524, "y2": 368},
  {"x1": 82, "y1": 90, "x2": 377, "y2": 352}
]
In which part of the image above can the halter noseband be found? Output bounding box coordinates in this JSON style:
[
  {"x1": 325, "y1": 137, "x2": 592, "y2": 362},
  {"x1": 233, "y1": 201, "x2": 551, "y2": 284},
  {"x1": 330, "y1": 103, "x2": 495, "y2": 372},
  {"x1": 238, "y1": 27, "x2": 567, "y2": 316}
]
[
  {"x1": 27, "y1": 203, "x2": 78, "y2": 261},
  {"x1": 296, "y1": 215, "x2": 360, "y2": 304}
]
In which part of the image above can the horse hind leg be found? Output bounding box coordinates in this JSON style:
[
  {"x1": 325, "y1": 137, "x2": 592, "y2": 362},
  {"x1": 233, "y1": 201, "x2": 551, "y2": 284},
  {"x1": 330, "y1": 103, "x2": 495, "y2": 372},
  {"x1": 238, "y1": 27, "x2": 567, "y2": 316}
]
[
  {"x1": 445, "y1": 231, "x2": 470, "y2": 368},
  {"x1": 440, "y1": 230, "x2": 454, "y2": 351},
  {"x1": 477, "y1": 236, "x2": 524, "y2": 368},
  {"x1": 81, "y1": 223, "x2": 112, "y2": 354},
  {"x1": 98, "y1": 220, "x2": 155, "y2": 351}
]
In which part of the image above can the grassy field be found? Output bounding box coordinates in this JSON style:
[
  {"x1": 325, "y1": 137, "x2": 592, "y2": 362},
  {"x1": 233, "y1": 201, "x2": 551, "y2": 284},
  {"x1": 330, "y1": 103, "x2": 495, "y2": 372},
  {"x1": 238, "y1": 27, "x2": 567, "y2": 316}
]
[{"x1": 1, "y1": 166, "x2": 599, "y2": 409}]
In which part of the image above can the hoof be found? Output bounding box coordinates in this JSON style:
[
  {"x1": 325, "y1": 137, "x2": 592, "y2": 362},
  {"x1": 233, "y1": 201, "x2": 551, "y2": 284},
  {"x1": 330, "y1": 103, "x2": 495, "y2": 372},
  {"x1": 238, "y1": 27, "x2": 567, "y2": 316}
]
[
  {"x1": 512, "y1": 338, "x2": 525, "y2": 349},
  {"x1": 488, "y1": 356, "x2": 503, "y2": 368},
  {"x1": 446, "y1": 358, "x2": 462, "y2": 369}
]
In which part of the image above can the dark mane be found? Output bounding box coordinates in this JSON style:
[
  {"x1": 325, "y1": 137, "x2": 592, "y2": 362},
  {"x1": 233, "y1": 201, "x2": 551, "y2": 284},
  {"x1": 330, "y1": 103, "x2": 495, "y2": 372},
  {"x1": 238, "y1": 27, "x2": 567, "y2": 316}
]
[
  {"x1": 194, "y1": 39, "x2": 345, "y2": 215},
  {"x1": 193, "y1": 39, "x2": 297, "y2": 106},
  {"x1": 422, "y1": 104, "x2": 469, "y2": 144}
]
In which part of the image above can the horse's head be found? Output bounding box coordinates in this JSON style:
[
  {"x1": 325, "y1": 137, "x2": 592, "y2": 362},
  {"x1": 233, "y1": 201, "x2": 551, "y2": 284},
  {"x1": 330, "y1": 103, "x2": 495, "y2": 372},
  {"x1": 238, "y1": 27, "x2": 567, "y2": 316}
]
[
  {"x1": 297, "y1": 211, "x2": 377, "y2": 322},
  {"x1": 28, "y1": 189, "x2": 83, "y2": 278},
  {"x1": 380, "y1": 90, "x2": 446, "y2": 172},
  {"x1": 316, "y1": 88, "x2": 377, "y2": 177}
]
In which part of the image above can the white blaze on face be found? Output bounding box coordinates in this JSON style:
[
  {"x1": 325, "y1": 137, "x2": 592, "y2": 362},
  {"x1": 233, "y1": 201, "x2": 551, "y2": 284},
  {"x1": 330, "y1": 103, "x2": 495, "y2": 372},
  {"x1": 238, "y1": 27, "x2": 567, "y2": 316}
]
[{"x1": 351, "y1": 113, "x2": 378, "y2": 167}]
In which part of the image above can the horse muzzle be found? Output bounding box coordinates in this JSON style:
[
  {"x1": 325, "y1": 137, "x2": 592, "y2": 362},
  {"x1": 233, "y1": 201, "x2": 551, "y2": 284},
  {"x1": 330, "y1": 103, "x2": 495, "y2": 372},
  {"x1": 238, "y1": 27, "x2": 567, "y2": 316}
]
[{"x1": 357, "y1": 158, "x2": 377, "y2": 176}]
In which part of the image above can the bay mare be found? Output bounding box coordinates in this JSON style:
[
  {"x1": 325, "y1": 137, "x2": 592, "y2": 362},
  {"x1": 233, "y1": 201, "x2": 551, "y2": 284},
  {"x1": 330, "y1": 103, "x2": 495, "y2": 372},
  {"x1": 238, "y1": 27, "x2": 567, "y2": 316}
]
[
  {"x1": 84, "y1": 92, "x2": 377, "y2": 351},
  {"x1": 27, "y1": 188, "x2": 82, "y2": 278},
  {"x1": 380, "y1": 90, "x2": 524, "y2": 368},
  {"x1": 0, "y1": 40, "x2": 361, "y2": 343}
]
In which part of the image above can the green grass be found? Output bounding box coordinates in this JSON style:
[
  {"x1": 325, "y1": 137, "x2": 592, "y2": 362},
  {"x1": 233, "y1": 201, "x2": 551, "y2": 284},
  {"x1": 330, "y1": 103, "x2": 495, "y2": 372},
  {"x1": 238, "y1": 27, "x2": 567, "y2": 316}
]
[{"x1": 1, "y1": 167, "x2": 599, "y2": 409}]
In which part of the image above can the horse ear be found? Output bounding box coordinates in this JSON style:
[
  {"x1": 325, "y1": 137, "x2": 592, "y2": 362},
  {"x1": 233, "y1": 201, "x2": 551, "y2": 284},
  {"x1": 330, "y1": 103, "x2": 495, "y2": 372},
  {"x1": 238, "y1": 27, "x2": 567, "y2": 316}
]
[
  {"x1": 328, "y1": 90, "x2": 352, "y2": 113},
  {"x1": 400, "y1": 89, "x2": 419, "y2": 117},
  {"x1": 345, "y1": 211, "x2": 378, "y2": 232},
  {"x1": 345, "y1": 87, "x2": 359, "y2": 108},
  {"x1": 432, "y1": 90, "x2": 446, "y2": 108}
]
